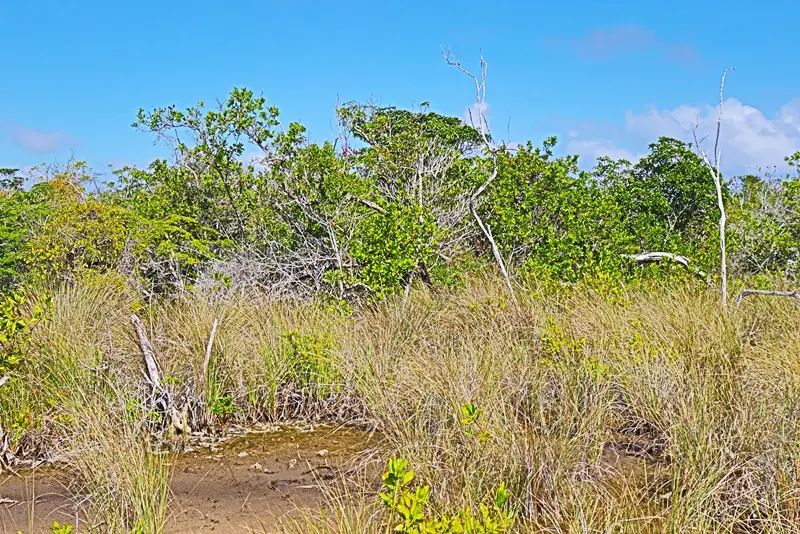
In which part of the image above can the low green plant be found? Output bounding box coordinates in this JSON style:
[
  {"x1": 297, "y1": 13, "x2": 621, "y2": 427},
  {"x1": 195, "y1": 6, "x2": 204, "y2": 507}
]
[
  {"x1": 380, "y1": 457, "x2": 514, "y2": 534},
  {"x1": 281, "y1": 330, "x2": 340, "y2": 391},
  {"x1": 459, "y1": 403, "x2": 489, "y2": 443},
  {"x1": 49, "y1": 521, "x2": 74, "y2": 534},
  {"x1": 209, "y1": 392, "x2": 236, "y2": 421},
  {"x1": 0, "y1": 290, "x2": 50, "y2": 373}
]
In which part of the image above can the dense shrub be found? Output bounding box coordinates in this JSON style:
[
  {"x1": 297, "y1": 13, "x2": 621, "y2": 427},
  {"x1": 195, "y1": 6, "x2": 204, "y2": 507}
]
[{"x1": 3, "y1": 91, "x2": 799, "y2": 299}]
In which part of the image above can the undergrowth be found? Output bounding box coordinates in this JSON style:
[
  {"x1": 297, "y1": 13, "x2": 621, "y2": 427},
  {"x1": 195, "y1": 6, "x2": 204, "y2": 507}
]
[{"x1": 2, "y1": 278, "x2": 800, "y2": 532}]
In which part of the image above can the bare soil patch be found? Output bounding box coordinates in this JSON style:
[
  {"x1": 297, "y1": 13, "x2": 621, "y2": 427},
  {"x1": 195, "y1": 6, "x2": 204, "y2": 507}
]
[{"x1": 0, "y1": 424, "x2": 380, "y2": 533}]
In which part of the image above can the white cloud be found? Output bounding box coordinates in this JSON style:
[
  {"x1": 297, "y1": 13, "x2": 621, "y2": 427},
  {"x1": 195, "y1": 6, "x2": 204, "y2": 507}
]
[
  {"x1": 566, "y1": 98, "x2": 800, "y2": 175},
  {"x1": 8, "y1": 123, "x2": 77, "y2": 154}
]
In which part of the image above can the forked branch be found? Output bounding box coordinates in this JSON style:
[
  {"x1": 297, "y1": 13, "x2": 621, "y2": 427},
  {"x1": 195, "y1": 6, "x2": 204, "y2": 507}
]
[{"x1": 443, "y1": 47, "x2": 516, "y2": 302}]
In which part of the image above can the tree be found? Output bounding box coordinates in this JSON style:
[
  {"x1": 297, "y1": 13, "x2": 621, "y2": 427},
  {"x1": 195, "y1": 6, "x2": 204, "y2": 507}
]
[
  {"x1": 598, "y1": 137, "x2": 718, "y2": 259},
  {"x1": 337, "y1": 102, "x2": 483, "y2": 295},
  {"x1": 728, "y1": 174, "x2": 800, "y2": 278},
  {"x1": 0, "y1": 168, "x2": 23, "y2": 193}
]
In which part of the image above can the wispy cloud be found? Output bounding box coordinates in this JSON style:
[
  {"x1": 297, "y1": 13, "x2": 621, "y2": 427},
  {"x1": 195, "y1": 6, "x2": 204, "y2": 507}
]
[
  {"x1": 546, "y1": 24, "x2": 701, "y2": 67},
  {"x1": 463, "y1": 102, "x2": 490, "y2": 132},
  {"x1": 625, "y1": 98, "x2": 800, "y2": 174},
  {"x1": 8, "y1": 123, "x2": 77, "y2": 154}
]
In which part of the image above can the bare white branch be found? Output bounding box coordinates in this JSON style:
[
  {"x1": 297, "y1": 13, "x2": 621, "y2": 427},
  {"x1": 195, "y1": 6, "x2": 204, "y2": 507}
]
[
  {"x1": 624, "y1": 252, "x2": 708, "y2": 279},
  {"x1": 443, "y1": 47, "x2": 516, "y2": 302},
  {"x1": 694, "y1": 67, "x2": 735, "y2": 314},
  {"x1": 202, "y1": 318, "x2": 219, "y2": 385},
  {"x1": 735, "y1": 289, "x2": 800, "y2": 309},
  {"x1": 131, "y1": 314, "x2": 161, "y2": 389}
]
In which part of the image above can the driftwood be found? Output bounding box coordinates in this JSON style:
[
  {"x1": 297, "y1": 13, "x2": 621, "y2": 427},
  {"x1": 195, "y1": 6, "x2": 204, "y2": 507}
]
[
  {"x1": 735, "y1": 289, "x2": 800, "y2": 310},
  {"x1": 625, "y1": 252, "x2": 708, "y2": 280},
  {"x1": 130, "y1": 314, "x2": 190, "y2": 435}
]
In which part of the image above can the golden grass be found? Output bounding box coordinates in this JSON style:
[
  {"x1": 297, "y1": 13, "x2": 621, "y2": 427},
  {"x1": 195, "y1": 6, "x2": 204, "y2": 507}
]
[{"x1": 3, "y1": 278, "x2": 800, "y2": 532}]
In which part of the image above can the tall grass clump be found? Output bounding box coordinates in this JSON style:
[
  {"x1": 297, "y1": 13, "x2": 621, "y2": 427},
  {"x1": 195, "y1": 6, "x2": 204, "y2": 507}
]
[
  {"x1": 18, "y1": 283, "x2": 173, "y2": 533},
  {"x1": 281, "y1": 278, "x2": 800, "y2": 533}
]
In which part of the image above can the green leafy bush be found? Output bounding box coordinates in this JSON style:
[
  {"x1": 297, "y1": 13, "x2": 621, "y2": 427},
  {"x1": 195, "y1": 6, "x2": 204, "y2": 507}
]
[{"x1": 380, "y1": 457, "x2": 514, "y2": 534}]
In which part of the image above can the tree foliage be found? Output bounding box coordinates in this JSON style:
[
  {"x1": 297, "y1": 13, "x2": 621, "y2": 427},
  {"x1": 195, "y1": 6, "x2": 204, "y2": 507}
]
[{"x1": 2, "y1": 88, "x2": 798, "y2": 300}]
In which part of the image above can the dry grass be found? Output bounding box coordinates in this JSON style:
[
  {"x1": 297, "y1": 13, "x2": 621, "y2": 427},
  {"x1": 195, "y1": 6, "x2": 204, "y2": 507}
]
[
  {"x1": 5, "y1": 283, "x2": 172, "y2": 533},
  {"x1": 3, "y1": 278, "x2": 800, "y2": 532}
]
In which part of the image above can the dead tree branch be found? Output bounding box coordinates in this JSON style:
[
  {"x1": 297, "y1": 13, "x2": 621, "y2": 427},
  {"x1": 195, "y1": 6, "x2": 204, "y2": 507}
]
[
  {"x1": 131, "y1": 314, "x2": 190, "y2": 435},
  {"x1": 735, "y1": 289, "x2": 800, "y2": 310},
  {"x1": 131, "y1": 314, "x2": 161, "y2": 388},
  {"x1": 347, "y1": 193, "x2": 387, "y2": 215},
  {"x1": 443, "y1": 47, "x2": 516, "y2": 302},
  {"x1": 0, "y1": 376, "x2": 14, "y2": 473},
  {"x1": 694, "y1": 67, "x2": 735, "y2": 314},
  {"x1": 624, "y1": 252, "x2": 708, "y2": 280}
]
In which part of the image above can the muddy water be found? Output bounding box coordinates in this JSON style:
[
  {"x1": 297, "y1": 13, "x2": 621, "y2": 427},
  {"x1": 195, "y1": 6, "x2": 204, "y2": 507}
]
[{"x1": 0, "y1": 424, "x2": 380, "y2": 533}]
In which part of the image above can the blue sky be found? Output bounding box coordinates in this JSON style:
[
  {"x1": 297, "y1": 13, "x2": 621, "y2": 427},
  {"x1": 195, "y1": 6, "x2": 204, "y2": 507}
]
[{"x1": 1, "y1": 0, "x2": 798, "y2": 177}]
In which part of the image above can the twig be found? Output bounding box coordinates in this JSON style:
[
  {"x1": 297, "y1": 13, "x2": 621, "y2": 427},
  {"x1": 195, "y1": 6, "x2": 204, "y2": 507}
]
[{"x1": 735, "y1": 289, "x2": 800, "y2": 310}]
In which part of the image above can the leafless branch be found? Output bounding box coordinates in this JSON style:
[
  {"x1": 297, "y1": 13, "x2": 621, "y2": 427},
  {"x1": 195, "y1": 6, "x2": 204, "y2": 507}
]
[
  {"x1": 202, "y1": 318, "x2": 219, "y2": 384},
  {"x1": 735, "y1": 289, "x2": 800, "y2": 310},
  {"x1": 443, "y1": 47, "x2": 516, "y2": 302},
  {"x1": 347, "y1": 193, "x2": 387, "y2": 214},
  {"x1": 694, "y1": 67, "x2": 735, "y2": 314},
  {"x1": 131, "y1": 314, "x2": 161, "y2": 389},
  {"x1": 131, "y1": 313, "x2": 190, "y2": 434},
  {"x1": 624, "y1": 252, "x2": 708, "y2": 280}
]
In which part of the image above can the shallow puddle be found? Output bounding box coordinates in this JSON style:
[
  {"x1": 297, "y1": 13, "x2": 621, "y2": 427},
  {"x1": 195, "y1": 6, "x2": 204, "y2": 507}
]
[{"x1": 0, "y1": 424, "x2": 380, "y2": 533}]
